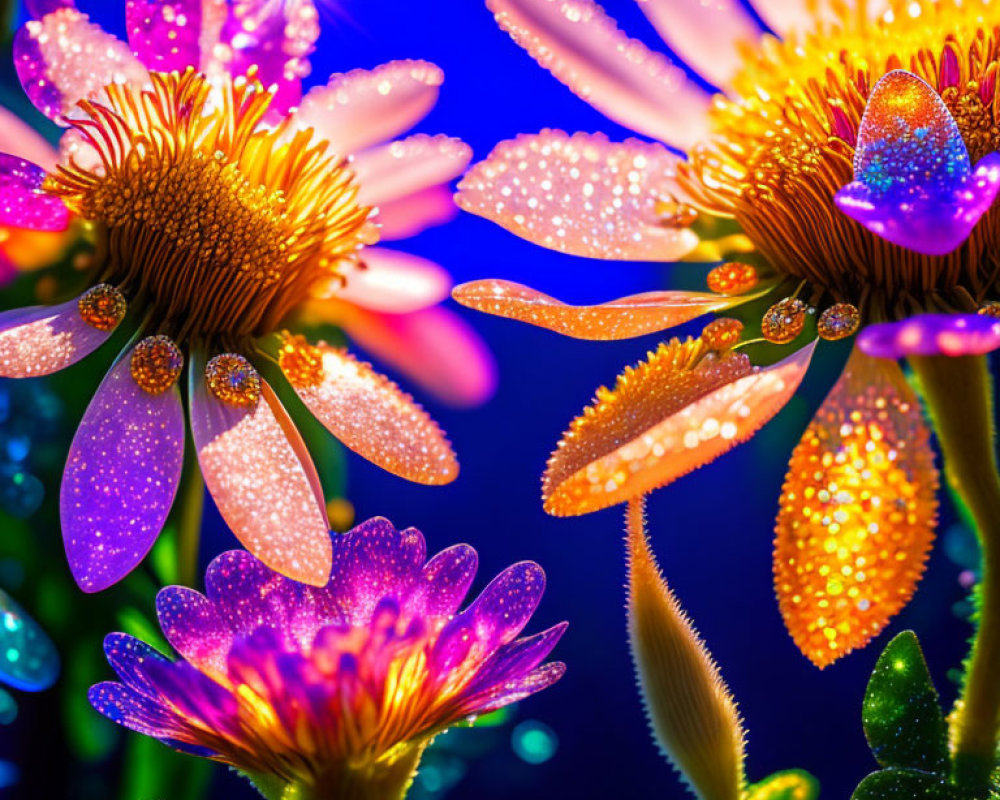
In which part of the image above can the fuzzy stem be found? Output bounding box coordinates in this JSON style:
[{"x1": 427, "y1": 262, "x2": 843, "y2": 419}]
[
  {"x1": 909, "y1": 355, "x2": 1000, "y2": 791},
  {"x1": 177, "y1": 452, "x2": 204, "y2": 588}
]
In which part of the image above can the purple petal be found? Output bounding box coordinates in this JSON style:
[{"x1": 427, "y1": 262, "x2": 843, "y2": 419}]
[
  {"x1": 0, "y1": 154, "x2": 68, "y2": 231},
  {"x1": 0, "y1": 296, "x2": 113, "y2": 378},
  {"x1": 156, "y1": 586, "x2": 232, "y2": 677},
  {"x1": 463, "y1": 623, "x2": 568, "y2": 698},
  {"x1": 103, "y1": 633, "x2": 171, "y2": 699},
  {"x1": 431, "y1": 562, "x2": 546, "y2": 677},
  {"x1": 859, "y1": 313, "x2": 1000, "y2": 358},
  {"x1": 60, "y1": 350, "x2": 184, "y2": 592},
  {"x1": 204, "y1": 550, "x2": 287, "y2": 635},
  {"x1": 14, "y1": 8, "x2": 149, "y2": 124},
  {"x1": 88, "y1": 681, "x2": 178, "y2": 737},
  {"x1": 141, "y1": 659, "x2": 239, "y2": 737},
  {"x1": 834, "y1": 70, "x2": 1000, "y2": 255},
  {"x1": 462, "y1": 662, "x2": 567, "y2": 715},
  {"x1": 404, "y1": 544, "x2": 478, "y2": 620},
  {"x1": 125, "y1": 0, "x2": 204, "y2": 73},
  {"x1": 25, "y1": 0, "x2": 75, "y2": 18},
  {"x1": 327, "y1": 518, "x2": 427, "y2": 625}
]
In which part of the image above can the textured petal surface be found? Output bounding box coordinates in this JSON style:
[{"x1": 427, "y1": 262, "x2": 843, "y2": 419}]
[
  {"x1": 0, "y1": 588, "x2": 59, "y2": 691},
  {"x1": 751, "y1": 0, "x2": 889, "y2": 36},
  {"x1": 14, "y1": 8, "x2": 149, "y2": 124},
  {"x1": 88, "y1": 681, "x2": 178, "y2": 738},
  {"x1": 374, "y1": 185, "x2": 458, "y2": 240},
  {"x1": 60, "y1": 351, "x2": 184, "y2": 592},
  {"x1": 775, "y1": 347, "x2": 938, "y2": 668},
  {"x1": 291, "y1": 61, "x2": 444, "y2": 156},
  {"x1": 125, "y1": 0, "x2": 204, "y2": 73},
  {"x1": 834, "y1": 71, "x2": 1000, "y2": 255},
  {"x1": 457, "y1": 131, "x2": 698, "y2": 261},
  {"x1": 339, "y1": 248, "x2": 450, "y2": 314},
  {"x1": 634, "y1": 0, "x2": 760, "y2": 88},
  {"x1": 488, "y1": 0, "x2": 710, "y2": 147},
  {"x1": 859, "y1": 314, "x2": 1000, "y2": 358},
  {"x1": 0, "y1": 154, "x2": 69, "y2": 231},
  {"x1": 544, "y1": 340, "x2": 816, "y2": 516},
  {"x1": 156, "y1": 586, "x2": 232, "y2": 679},
  {"x1": 103, "y1": 633, "x2": 171, "y2": 697},
  {"x1": 453, "y1": 279, "x2": 748, "y2": 340},
  {"x1": 282, "y1": 342, "x2": 458, "y2": 485},
  {"x1": 0, "y1": 296, "x2": 113, "y2": 377},
  {"x1": 190, "y1": 365, "x2": 332, "y2": 587},
  {"x1": 410, "y1": 544, "x2": 478, "y2": 619},
  {"x1": 354, "y1": 135, "x2": 471, "y2": 207}
]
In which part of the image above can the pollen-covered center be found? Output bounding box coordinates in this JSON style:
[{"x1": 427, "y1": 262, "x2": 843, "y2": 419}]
[
  {"x1": 679, "y1": 0, "x2": 1000, "y2": 321},
  {"x1": 47, "y1": 69, "x2": 375, "y2": 346}
]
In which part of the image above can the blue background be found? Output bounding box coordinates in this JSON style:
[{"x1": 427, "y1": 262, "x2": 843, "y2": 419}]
[{"x1": 4, "y1": 1, "x2": 976, "y2": 797}]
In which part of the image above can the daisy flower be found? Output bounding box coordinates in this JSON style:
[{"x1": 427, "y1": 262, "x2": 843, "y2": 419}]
[
  {"x1": 90, "y1": 517, "x2": 566, "y2": 800},
  {"x1": 0, "y1": 0, "x2": 494, "y2": 592}
]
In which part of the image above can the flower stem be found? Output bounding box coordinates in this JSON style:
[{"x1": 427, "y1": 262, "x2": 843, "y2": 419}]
[
  {"x1": 909, "y1": 354, "x2": 1000, "y2": 791},
  {"x1": 177, "y1": 452, "x2": 204, "y2": 588}
]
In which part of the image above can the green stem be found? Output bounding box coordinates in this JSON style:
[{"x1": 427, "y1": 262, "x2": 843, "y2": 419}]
[
  {"x1": 910, "y1": 355, "x2": 1000, "y2": 791},
  {"x1": 177, "y1": 453, "x2": 204, "y2": 588}
]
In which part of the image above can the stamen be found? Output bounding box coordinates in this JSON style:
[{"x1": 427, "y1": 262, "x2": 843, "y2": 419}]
[
  {"x1": 130, "y1": 335, "x2": 183, "y2": 394},
  {"x1": 701, "y1": 318, "x2": 743, "y2": 350},
  {"x1": 761, "y1": 298, "x2": 807, "y2": 344},
  {"x1": 817, "y1": 303, "x2": 861, "y2": 340},
  {"x1": 278, "y1": 335, "x2": 324, "y2": 389},
  {"x1": 706, "y1": 262, "x2": 758, "y2": 296},
  {"x1": 78, "y1": 283, "x2": 126, "y2": 331},
  {"x1": 205, "y1": 353, "x2": 261, "y2": 407}
]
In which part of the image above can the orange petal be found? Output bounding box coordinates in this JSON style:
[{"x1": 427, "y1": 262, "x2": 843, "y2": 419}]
[
  {"x1": 279, "y1": 337, "x2": 458, "y2": 485},
  {"x1": 544, "y1": 339, "x2": 815, "y2": 516},
  {"x1": 452, "y1": 279, "x2": 750, "y2": 340},
  {"x1": 774, "y1": 345, "x2": 938, "y2": 668},
  {"x1": 190, "y1": 357, "x2": 332, "y2": 587}
]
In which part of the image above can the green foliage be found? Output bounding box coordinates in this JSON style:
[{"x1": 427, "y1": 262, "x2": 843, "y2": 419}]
[
  {"x1": 745, "y1": 769, "x2": 819, "y2": 800},
  {"x1": 853, "y1": 769, "x2": 966, "y2": 800}
]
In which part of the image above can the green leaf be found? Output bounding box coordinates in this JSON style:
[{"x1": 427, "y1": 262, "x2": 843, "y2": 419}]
[
  {"x1": 852, "y1": 769, "x2": 966, "y2": 800},
  {"x1": 862, "y1": 631, "x2": 949, "y2": 771},
  {"x1": 745, "y1": 769, "x2": 820, "y2": 800}
]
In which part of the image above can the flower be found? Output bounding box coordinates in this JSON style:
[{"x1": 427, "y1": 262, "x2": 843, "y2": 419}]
[
  {"x1": 451, "y1": 0, "x2": 997, "y2": 666},
  {"x1": 0, "y1": 0, "x2": 496, "y2": 592},
  {"x1": 89, "y1": 517, "x2": 566, "y2": 800}
]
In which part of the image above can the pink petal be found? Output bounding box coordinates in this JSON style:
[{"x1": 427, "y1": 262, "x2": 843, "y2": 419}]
[
  {"x1": 354, "y1": 135, "x2": 472, "y2": 208},
  {"x1": 60, "y1": 350, "x2": 184, "y2": 592},
  {"x1": 751, "y1": 0, "x2": 889, "y2": 36},
  {"x1": 290, "y1": 60, "x2": 444, "y2": 156},
  {"x1": 375, "y1": 184, "x2": 458, "y2": 240},
  {"x1": 0, "y1": 107, "x2": 58, "y2": 171},
  {"x1": 859, "y1": 314, "x2": 1000, "y2": 358},
  {"x1": 0, "y1": 295, "x2": 113, "y2": 377},
  {"x1": 282, "y1": 342, "x2": 458, "y2": 485},
  {"x1": 26, "y1": 0, "x2": 76, "y2": 16},
  {"x1": 634, "y1": 0, "x2": 760, "y2": 88},
  {"x1": 190, "y1": 360, "x2": 332, "y2": 587},
  {"x1": 338, "y1": 248, "x2": 450, "y2": 314},
  {"x1": 125, "y1": 0, "x2": 205, "y2": 73},
  {"x1": 339, "y1": 304, "x2": 498, "y2": 408},
  {"x1": 488, "y1": 0, "x2": 710, "y2": 147},
  {"x1": 156, "y1": 586, "x2": 232, "y2": 679},
  {"x1": 14, "y1": 8, "x2": 150, "y2": 125},
  {"x1": 457, "y1": 130, "x2": 698, "y2": 261},
  {"x1": 0, "y1": 154, "x2": 69, "y2": 231},
  {"x1": 453, "y1": 279, "x2": 753, "y2": 339}
]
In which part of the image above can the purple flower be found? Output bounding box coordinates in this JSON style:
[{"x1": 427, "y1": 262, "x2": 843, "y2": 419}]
[{"x1": 90, "y1": 518, "x2": 566, "y2": 798}]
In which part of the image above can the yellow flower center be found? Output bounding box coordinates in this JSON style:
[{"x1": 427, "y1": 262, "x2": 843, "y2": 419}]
[
  {"x1": 47, "y1": 69, "x2": 376, "y2": 348},
  {"x1": 679, "y1": 0, "x2": 1000, "y2": 320}
]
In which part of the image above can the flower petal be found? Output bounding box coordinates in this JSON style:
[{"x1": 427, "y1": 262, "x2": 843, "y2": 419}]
[
  {"x1": 14, "y1": 8, "x2": 149, "y2": 124},
  {"x1": 88, "y1": 681, "x2": 179, "y2": 738},
  {"x1": 374, "y1": 185, "x2": 458, "y2": 240},
  {"x1": 409, "y1": 544, "x2": 478, "y2": 619},
  {"x1": 463, "y1": 622, "x2": 568, "y2": 698},
  {"x1": 859, "y1": 314, "x2": 1000, "y2": 358},
  {"x1": 339, "y1": 248, "x2": 450, "y2": 314},
  {"x1": 337, "y1": 305, "x2": 498, "y2": 408},
  {"x1": 453, "y1": 279, "x2": 750, "y2": 340},
  {"x1": 125, "y1": 0, "x2": 206, "y2": 73},
  {"x1": 456, "y1": 131, "x2": 698, "y2": 261},
  {"x1": 190, "y1": 361, "x2": 332, "y2": 587},
  {"x1": 103, "y1": 633, "x2": 171, "y2": 698},
  {"x1": 544, "y1": 339, "x2": 816, "y2": 516},
  {"x1": 204, "y1": 550, "x2": 287, "y2": 634},
  {"x1": 634, "y1": 0, "x2": 760, "y2": 88},
  {"x1": 487, "y1": 0, "x2": 710, "y2": 147},
  {"x1": 155, "y1": 586, "x2": 232, "y2": 679},
  {"x1": 0, "y1": 295, "x2": 115, "y2": 377},
  {"x1": 281, "y1": 341, "x2": 458, "y2": 485},
  {"x1": 354, "y1": 134, "x2": 471, "y2": 207},
  {"x1": 290, "y1": 60, "x2": 444, "y2": 156},
  {"x1": 775, "y1": 346, "x2": 938, "y2": 668},
  {"x1": 0, "y1": 108, "x2": 58, "y2": 171},
  {"x1": 0, "y1": 154, "x2": 69, "y2": 232},
  {"x1": 752, "y1": 0, "x2": 889, "y2": 36},
  {"x1": 60, "y1": 349, "x2": 184, "y2": 592},
  {"x1": 461, "y1": 661, "x2": 567, "y2": 716}
]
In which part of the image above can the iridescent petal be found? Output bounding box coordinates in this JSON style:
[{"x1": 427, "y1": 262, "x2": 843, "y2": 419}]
[
  {"x1": 155, "y1": 586, "x2": 232, "y2": 678},
  {"x1": 60, "y1": 350, "x2": 184, "y2": 592},
  {"x1": 339, "y1": 248, "x2": 450, "y2": 314},
  {"x1": 452, "y1": 279, "x2": 749, "y2": 340},
  {"x1": 633, "y1": 0, "x2": 760, "y2": 88},
  {"x1": 411, "y1": 544, "x2": 478, "y2": 619},
  {"x1": 190, "y1": 363, "x2": 332, "y2": 587},
  {"x1": 462, "y1": 622, "x2": 568, "y2": 697},
  {"x1": 487, "y1": 0, "x2": 710, "y2": 147},
  {"x1": 14, "y1": 8, "x2": 149, "y2": 124},
  {"x1": 0, "y1": 589, "x2": 59, "y2": 691},
  {"x1": 353, "y1": 135, "x2": 471, "y2": 207},
  {"x1": 0, "y1": 296, "x2": 114, "y2": 377},
  {"x1": 88, "y1": 681, "x2": 178, "y2": 737},
  {"x1": 141, "y1": 659, "x2": 239, "y2": 736},
  {"x1": 859, "y1": 314, "x2": 1000, "y2": 358},
  {"x1": 834, "y1": 70, "x2": 1000, "y2": 256},
  {"x1": 0, "y1": 108, "x2": 58, "y2": 171},
  {"x1": 0, "y1": 155, "x2": 68, "y2": 232},
  {"x1": 103, "y1": 633, "x2": 170, "y2": 698},
  {"x1": 204, "y1": 550, "x2": 286, "y2": 634},
  {"x1": 775, "y1": 347, "x2": 938, "y2": 667},
  {"x1": 375, "y1": 185, "x2": 458, "y2": 240},
  {"x1": 456, "y1": 131, "x2": 698, "y2": 261},
  {"x1": 125, "y1": 0, "x2": 204, "y2": 73},
  {"x1": 26, "y1": 0, "x2": 76, "y2": 16},
  {"x1": 337, "y1": 305, "x2": 498, "y2": 408},
  {"x1": 282, "y1": 342, "x2": 458, "y2": 485},
  {"x1": 290, "y1": 61, "x2": 444, "y2": 156},
  {"x1": 544, "y1": 340, "x2": 816, "y2": 516}
]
